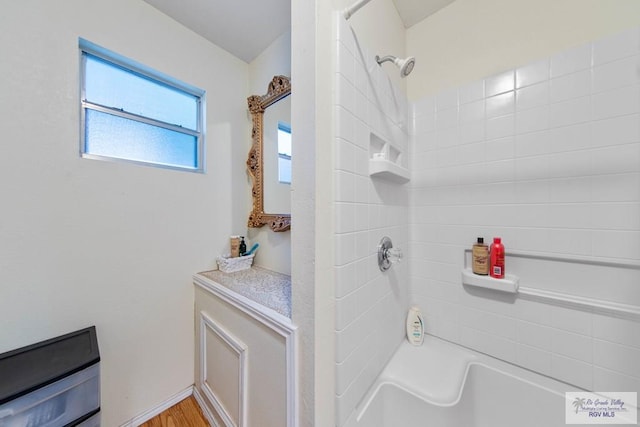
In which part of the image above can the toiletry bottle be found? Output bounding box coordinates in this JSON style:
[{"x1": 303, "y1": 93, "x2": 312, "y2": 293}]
[
  {"x1": 406, "y1": 306, "x2": 424, "y2": 346},
  {"x1": 472, "y1": 237, "x2": 489, "y2": 275},
  {"x1": 490, "y1": 237, "x2": 505, "y2": 279},
  {"x1": 239, "y1": 236, "x2": 247, "y2": 256},
  {"x1": 230, "y1": 236, "x2": 240, "y2": 258}
]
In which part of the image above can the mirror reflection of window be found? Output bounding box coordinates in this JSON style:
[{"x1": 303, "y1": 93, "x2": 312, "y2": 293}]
[{"x1": 277, "y1": 122, "x2": 291, "y2": 184}]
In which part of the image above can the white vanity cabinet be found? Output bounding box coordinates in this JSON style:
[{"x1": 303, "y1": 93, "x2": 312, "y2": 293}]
[{"x1": 193, "y1": 268, "x2": 296, "y2": 427}]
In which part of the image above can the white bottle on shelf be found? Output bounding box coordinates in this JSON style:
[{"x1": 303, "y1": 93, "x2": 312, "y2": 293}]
[{"x1": 406, "y1": 306, "x2": 424, "y2": 346}]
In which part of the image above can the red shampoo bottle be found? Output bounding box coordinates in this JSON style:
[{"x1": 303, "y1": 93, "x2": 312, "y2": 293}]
[{"x1": 490, "y1": 237, "x2": 505, "y2": 279}]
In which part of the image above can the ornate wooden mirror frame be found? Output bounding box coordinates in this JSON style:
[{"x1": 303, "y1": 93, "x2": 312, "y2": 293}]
[{"x1": 247, "y1": 75, "x2": 291, "y2": 232}]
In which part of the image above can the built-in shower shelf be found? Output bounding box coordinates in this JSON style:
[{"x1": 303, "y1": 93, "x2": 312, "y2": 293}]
[
  {"x1": 369, "y1": 159, "x2": 410, "y2": 183},
  {"x1": 462, "y1": 268, "x2": 519, "y2": 293}
]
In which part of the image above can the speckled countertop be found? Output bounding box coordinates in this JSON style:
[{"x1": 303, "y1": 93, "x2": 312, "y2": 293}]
[{"x1": 197, "y1": 266, "x2": 291, "y2": 318}]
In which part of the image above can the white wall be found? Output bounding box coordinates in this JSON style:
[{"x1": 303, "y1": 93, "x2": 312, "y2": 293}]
[
  {"x1": 247, "y1": 31, "x2": 292, "y2": 275},
  {"x1": 410, "y1": 25, "x2": 640, "y2": 393},
  {"x1": 334, "y1": 12, "x2": 410, "y2": 427},
  {"x1": 407, "y1": 0, "x2": 640, "y2": 100},
  {"x1": 0, "y1": 1, "x2": 248, "y2": 425}
]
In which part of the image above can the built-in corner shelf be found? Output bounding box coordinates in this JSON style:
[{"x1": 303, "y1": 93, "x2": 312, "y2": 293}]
[
  {"x1": 368, "y1": 132, "x2": 410, "y2": 183},
  {"x1": 461, "y1": 268, "x2": 519, "y2": 293},
  {"x1": 369, "y1": 159, "x2": 410, "y2": 183}
]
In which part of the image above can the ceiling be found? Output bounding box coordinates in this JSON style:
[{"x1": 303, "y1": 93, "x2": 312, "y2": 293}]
[{"x1": 143, "y1": 0, "x2": 455, "y2": 63}]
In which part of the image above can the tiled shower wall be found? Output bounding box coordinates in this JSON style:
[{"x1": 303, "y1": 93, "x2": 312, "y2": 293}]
[
  {"x1": 334, "y1": 14, "x2": 410, "y2": 427},
  {"x1": 410, "y1": 26, "x2": 640, "y2": 393}
]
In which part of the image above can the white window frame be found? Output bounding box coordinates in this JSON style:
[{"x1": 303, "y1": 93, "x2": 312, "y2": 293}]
[{"x1": 79, "y1": 38, "x2": 205, "y2": 172}]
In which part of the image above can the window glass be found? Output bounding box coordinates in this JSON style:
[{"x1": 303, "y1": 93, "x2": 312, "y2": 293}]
[{"x1": 80, "y1": 39, "x2": 204, "y2": 171}]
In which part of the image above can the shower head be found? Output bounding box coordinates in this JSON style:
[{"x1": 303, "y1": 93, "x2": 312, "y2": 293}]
[{"x1": 376, "y1": 55, "x2": 416, "y2": 78}]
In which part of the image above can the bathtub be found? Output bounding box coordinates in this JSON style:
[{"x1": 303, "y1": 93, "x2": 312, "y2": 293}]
[{"x1": 348, "y1": 336, "x2": 583, "y2": 427}]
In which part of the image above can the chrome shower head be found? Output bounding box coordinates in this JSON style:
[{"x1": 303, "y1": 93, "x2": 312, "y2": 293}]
[{"x1": 375, "y1": 55, "x2": 416, "y2": 78}]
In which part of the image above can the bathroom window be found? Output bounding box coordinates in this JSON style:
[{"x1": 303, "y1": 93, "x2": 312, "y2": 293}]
[
  {"x1": 79, "y1": 38, "x2": 205, "y2": 172},
  {"x1": 277, "y1": 122, "x2": 291, "y2": 184}
]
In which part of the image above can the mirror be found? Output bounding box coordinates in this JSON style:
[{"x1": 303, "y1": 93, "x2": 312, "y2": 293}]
[{"x1": 247, "y1": 75, "x2": 291, "y2": 232}]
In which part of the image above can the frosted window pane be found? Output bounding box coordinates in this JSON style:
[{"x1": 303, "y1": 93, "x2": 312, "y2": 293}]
[
  {"x1": 277, "y1": 123, "x2": 292, "y2": 184},
  {"x1": 85, "y1": 109, "x2": 197, "y2": 169},
  {"x1": 85, "y1": 55, "x2": 198, "y2": 130}
]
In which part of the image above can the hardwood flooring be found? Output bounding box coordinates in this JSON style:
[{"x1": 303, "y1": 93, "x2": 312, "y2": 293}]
[{"x1": 140, "y1": 396, "x2": 209, "y2": 427}]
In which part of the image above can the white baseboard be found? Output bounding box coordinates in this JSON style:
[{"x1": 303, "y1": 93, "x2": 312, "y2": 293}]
[
  {"x1": 193, "y1": 386, "x2": 219, "y2": 427},
  {"x1": 120, "y1": 385, "x2": 194, "y2": 427}
]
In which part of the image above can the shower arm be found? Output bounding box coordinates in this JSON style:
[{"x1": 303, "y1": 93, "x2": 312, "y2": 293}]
[
  {"x1": 343, "y1": 0, "x2": 374, "y2": 20},
  {"x1": 376, "y1": 55, "x2": 396, "y2": 65}
]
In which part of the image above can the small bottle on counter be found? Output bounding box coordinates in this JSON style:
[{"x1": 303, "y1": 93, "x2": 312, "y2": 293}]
[
  {"x1": 490, "y1": 237, "x2": 505, "y2": 279},
  {"x1": 239, "y1": 236, "x2": 247, "y2": 256},
  {"x1": 230, "y1": 236, "x2": 240, "y2": 258},
  {"x1": 472, "y1": 237, "x2": 489, "y2": 275}
]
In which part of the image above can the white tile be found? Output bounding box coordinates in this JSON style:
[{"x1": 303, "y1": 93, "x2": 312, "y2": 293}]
[
  {"x1": 485, "y1": 70, "x2": 515, "y2": 97},
  {"x1": 546, "y1": 203, "x2": 592, "y2": 229},
  {"x1": 547, "y1": 306, "x2": 592, "y2": 336},
  {"x1": 548, "y1": 176, "x2": 592, "y2": 203},
  {"x1": 592, "y1": 26, "x2": 640, "y2": 65},
  {"x1": 335, "y1": 202, "x2": 357, "y2": 234},
  {"x1": 485, "y1": 159, "x2": 515, "y2": 183},
  {"x1": 458, "y1": 307, "x2": 517, "y2": 340},
  {"x1": 547, "y1": 122, "x2": 592, "y2": 153},
  {"x1": 592, "y1": 230, "x2": 640, "y2": 259},
  {"x1": 593, "y1": 366, "x2": 640, "y2": 394},
  {"x1": 459, "y1": 120, "x2": 485, "y2": 144},
  {"x1": 517, "y1": 320, "x2": 553, "y2": 350},
  {"x1": 459, "y1": 99, "x2": 484, "y2": 124},
  {"x1": 459, "y1": 326, "x2": 517, "y2": 364},
  {"x1": 413, "y1": 95, "x2": 436, "y2": 117},
  {"x1": 592, "y1": 85, "x2": 640, "y2": 120},
  {"x1": 516, "y1": 105, "x2": 549, "y2": 135},
  {"x1": 335, "y1": 261, "x2": 357, "y2": 298},
  {"x1": 436, "y1": 106, "x2": 458, "y2": 129},
  {"x1": 335, "y1": 170, "x2": 356, "y2": 202},
  {"x1": 516, "y1": 58, "x2": 550, "y2": 88},
  {"x1": 486, "y1": 114, "x2": 515, "y2": 140},
  {"x1": 593, "y1": 313, "x2": 640, "y2": 349},
  {"x1": 592, "y1": 55, "x2": 640, "y2": 93},
  {"x1": 485, "y1": 136, "x2": 515, "y2": 162},
  {"x1": 591, "y1": 114, "x2": 640, "y2": 148},
  {"x1": 548, "y1": 96, "x2": 591, "y2": 128},
  {"x1": 336, "y1": 73, "x2": 356, "y2": 113},
  {"x1": 414, "y1": 112, "x2": 436, "y2": 135},
  {"x1": 515, "y1": 180, "x2": 550, "y2": 203},
  {"x1": 591, "y1": 202, "x2": 640, "y2": 231},
  {"x1": 335, "y1": 232, "x2": 357, "y2": 266},
  {"x1": 591, "y1": 143, "x2": 640, "y2": 175},
  {"x1": 594, "y1": 339, "x2": 640, "y2": 378},
  {"x1": 551, "y1": 354, "x2": 593, "y2": 390},
  {"x1": 336, "y1": 138, "x2": 356, "y2": 172},
  {"x1": 459, "y1": 79, "x2": 485, "y2": 104},
  {"x1": 335, "y1": 106, "x2": 355, "y2": 141},
  {"x1": 591, "y1": 172, "x2": 640, "y2": 202},
  {"x1": 550, "y1": 43, "x2": 592, "y2": 78},
  {"x1": 549, "y1": 69, "x2": 591, "y2": 103},
  {"x1": 545, "y1": 228, "x2": 592, "y2": 256},
  {"x1": 516, "y1": 82, "x2": 549, "y2": 111},
  {"x1": 436, "y1": 127, "x2": 458, "y2": 148},
  {"x1": 515, "y1": 155, "x2": 550, "y2": 181},
  {"x1": 516, "y1": 344, "x2": 552, "y2": 376},
  {"x1": 515, "y1": 130, "x2": 550, "y2": 157},
  {"x1": 337, "y1": 41, "x2": 355, "y2": 84},
  {"x1": 486, "y1": 92, "x2": 515, "y2": 119},
  {"x1": 552, "y1": 329, "x2": 593, "y2": 363}
]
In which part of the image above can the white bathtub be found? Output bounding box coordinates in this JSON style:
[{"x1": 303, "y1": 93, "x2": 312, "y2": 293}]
[{"x1": 348, "y1": 336, "x2": 582, "y2": 427}]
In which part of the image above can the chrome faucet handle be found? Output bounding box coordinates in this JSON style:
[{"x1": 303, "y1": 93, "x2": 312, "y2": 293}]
[{"x1": 378, "y1": 236, "x2": 402, "y2": 271}]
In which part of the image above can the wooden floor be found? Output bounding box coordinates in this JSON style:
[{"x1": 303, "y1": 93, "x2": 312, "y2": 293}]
[{"x1": 140, "y1": 396, "x2": 209, "y2": 427}]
